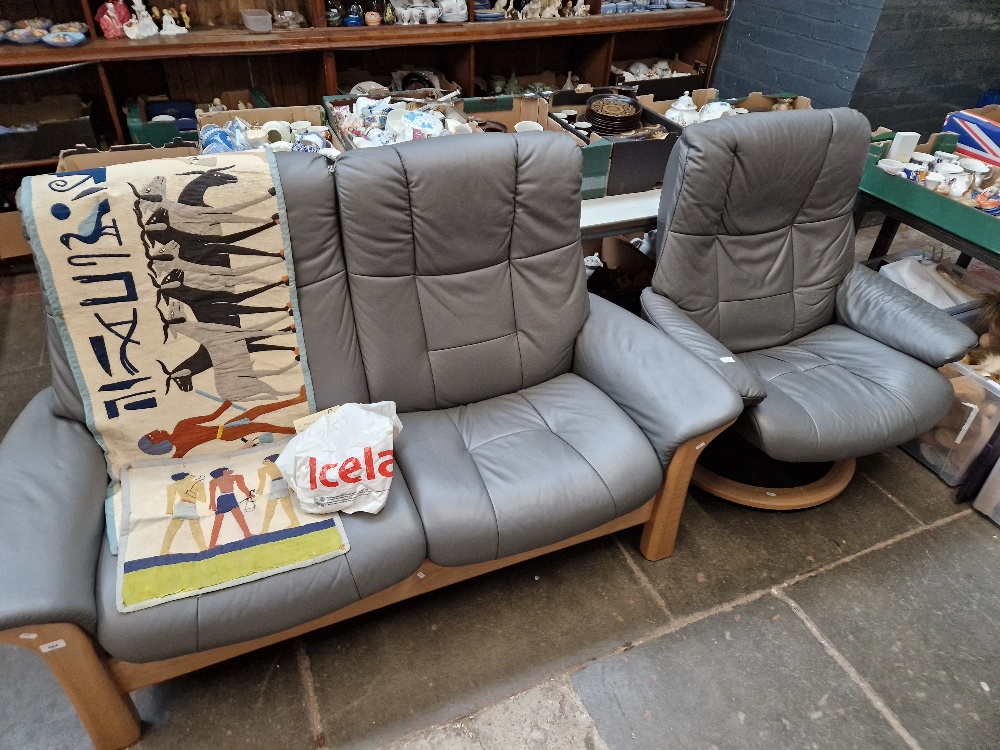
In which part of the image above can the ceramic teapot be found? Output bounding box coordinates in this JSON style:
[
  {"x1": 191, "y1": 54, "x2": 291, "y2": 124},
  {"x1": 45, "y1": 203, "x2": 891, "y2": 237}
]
[{"x1": 664, "y1": 91, "x2": 701, "y2": 128}]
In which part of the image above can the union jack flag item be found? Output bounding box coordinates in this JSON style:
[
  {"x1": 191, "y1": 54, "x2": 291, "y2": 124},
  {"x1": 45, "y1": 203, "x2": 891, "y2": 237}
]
[{"x1": 943, "y1": 109, "x2": 1000, "y2": 168}]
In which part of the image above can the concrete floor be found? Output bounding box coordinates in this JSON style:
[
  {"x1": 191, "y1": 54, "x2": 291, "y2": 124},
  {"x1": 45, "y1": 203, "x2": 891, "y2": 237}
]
[{"x1": 1, "y1": 224, "x2": 999, "y2": 750}]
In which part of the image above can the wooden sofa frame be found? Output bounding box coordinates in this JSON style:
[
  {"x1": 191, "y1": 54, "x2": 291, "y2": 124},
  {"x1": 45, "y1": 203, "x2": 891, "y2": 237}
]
[{"x1": 0, "y1": 423, "x2": 729, "y2": 750}]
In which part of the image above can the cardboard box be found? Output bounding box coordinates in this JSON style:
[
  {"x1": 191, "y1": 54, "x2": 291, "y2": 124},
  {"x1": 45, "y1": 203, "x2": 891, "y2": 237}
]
[
  {"x1": 607, "y1": 58, "x2": 707, "y2": 100},
  {"x1": 728, "y1": 91, "x2": 812, "y2": 111},
  {"x1": 56, "y1": 141, "x2": 201, "y2": 172},
  {"x1": 942, "y1": 107, "x2": 1000, "y2": 168},
  {"x1": 549, "y1": 89, "x2": 680, "y2": 198},
  {"x1": 0, "y1": 211, "x2": 32, "y2": 261},
  {"x1": 459, "y1": 95, "x2": 612, "y2": 200},
  {"x1": 0, "y1": 95, "x2": 97, "y2": 165},
  {"x1": 196, "y1": 104, "x2": 326, "y2": 129},
  {"x1": 869, "y1": 128, "x2": 959, "y2": 161}
]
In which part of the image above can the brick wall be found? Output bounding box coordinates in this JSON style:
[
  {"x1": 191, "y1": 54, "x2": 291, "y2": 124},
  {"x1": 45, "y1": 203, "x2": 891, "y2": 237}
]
[
  {"x1": 850, "y1": 0, "x2": 1000, "y2": 136},
  {"x1": 713, "y1": 0, "x2": 885, "y2": 109}
]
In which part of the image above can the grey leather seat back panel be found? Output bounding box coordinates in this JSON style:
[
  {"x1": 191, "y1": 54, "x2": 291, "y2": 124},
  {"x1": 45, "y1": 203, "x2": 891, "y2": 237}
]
[
  {"x1": 334, "y1": 133, "x2": 589, "y2": 412},
  {"x1": 652, "y1": 108, "x2": 872, "y2": 354},
  {"x1": 274, "y1": 152, "x2": 370, "y2": 408}
]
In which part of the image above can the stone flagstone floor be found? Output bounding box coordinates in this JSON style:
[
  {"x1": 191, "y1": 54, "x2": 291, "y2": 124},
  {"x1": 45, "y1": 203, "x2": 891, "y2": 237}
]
[{"x1": 1, "y1": 225, "x2": 998, "y2": 750}]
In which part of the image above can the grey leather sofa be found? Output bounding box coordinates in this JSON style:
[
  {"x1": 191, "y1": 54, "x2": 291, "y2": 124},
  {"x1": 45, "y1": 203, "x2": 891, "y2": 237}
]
[
  {"x1": 641, "y1": 108, "x2": 977, "y2": 507},
  {"x1": 0, "y1": 132, "x2": 743, "y2": 750}
]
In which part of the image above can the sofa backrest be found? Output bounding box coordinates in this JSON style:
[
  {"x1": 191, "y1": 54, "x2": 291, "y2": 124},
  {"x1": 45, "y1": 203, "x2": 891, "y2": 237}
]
[
  {"x1": 651, "y1": 107, "x2": 871, "y2": 353},
  {"x1": 273, "y1": 152, "x2": 370, "y2": 408},
  {"x1": 334, "y1": 132, "x2": 589, "y2": 412}
]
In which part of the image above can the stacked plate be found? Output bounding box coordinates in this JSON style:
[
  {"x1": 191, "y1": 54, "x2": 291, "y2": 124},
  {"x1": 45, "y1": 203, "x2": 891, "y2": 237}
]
[
  {"x1": 474, "y1": 10, "x2": 505, "y2": 20},
  {"x1": 585, "y1": 94, "x2": 643, "y2": 137}
]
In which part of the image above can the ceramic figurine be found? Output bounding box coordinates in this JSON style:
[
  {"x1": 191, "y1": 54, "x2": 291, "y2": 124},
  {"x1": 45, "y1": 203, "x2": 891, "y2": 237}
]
[
  {"x1": 490, "y1": 75, "x2": 506, "y2": 94},
  {"x1": 97, "y1": 2, "x2": 126, "y2": 37},
  {"x1": 573, "y1": 0, "x2": 589, "y2": 16},
  {"x1": 652, "y1": 59, "x2": 672, "y2": 77},
  {"x1": 160, "y1": 11, "x2": 186, "y2": 32},
  {"x1": 151, "y1": 5, "x2": 161, "y2": 21},
  {"x1": 208, "y1": 98, "x2": 227, "y2": 112},
  {"x1": 520, "y1": 0, "x2": 541, "y2": 18},
  {"x1": 771, "y1": 97, "x2": 794, "y2": 111},
  {"x1": 122, "y1": 15, "x2": 143, "y2": 37},
  {"x1": 540, "y1": 0, "x2": 559, "y2": 17},
  {"x1": 179, "y1": 3, "x2": 190, "y2": 27},
  {"x1": 561, "y1": 1, "x2": 572, "y2": 15},
  {"x1": 137, "y1": 9, "x2": 158, "y2": 34}
]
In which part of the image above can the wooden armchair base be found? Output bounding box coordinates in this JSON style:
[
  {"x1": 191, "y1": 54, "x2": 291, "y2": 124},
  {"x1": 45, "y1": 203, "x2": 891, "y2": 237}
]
[
  {"x1": 692, "y1": 457, "x2": 856, "y2": 511},
  {"x1": 1, "y1": 426, "x2": 727, "y2": 750}
]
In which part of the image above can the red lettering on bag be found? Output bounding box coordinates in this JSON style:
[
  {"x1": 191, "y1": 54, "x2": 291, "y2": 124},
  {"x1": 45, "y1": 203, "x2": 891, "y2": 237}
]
[
  {"x1": 364, "y1": 446, "x2": 375, "y2": 480},
  {"x1": 377, "y1": 449, "x2": 394, "y2": 478},
  {"x1": 339, "y1": 456, "x2": 362, "y2": 483},
  {"x1": 310, "y1": 456, "x2": 318, "y2": 490},
  {"x1": 320, "y1": 463, "x2": 339, "y2": 488}
]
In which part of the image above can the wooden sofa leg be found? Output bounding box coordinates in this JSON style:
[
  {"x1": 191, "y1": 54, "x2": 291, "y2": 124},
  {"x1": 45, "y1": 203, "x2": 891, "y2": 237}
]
[
  {"x1": 639, "y1": 422, "x2": 733, "y2": 562},
  {"x1": 1, "y1": 623, "x2": 141, "y2": 750}
]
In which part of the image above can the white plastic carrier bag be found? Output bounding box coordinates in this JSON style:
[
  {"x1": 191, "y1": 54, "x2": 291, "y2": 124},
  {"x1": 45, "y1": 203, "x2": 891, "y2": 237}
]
[{"x1": 276, "y1": 402, "x2": 402, "y2": 515}]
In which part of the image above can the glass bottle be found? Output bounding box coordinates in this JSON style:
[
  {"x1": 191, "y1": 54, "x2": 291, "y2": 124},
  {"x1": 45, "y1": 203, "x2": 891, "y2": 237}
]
[{"x1": 325, "y1": 0, "x2": 344, "y2": 26}]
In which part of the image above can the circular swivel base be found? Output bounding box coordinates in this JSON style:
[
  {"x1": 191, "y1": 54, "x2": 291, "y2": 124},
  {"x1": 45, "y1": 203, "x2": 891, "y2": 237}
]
[
  {"x1": 692, "y1": 458, "x2": 856, "y2": 510},
  {"x1": 690, "y1": 429, "x2": 857, "y2": 510}
]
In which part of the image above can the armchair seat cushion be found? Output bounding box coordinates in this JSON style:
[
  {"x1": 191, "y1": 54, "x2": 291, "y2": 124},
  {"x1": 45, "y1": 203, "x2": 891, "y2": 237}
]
[
  {"x1": 736, "y1": 325, "x2": 954, "y2": 463},
  {"x1": 396, "y1": 373, "x2": 663, "y2": 567},
  {"x1": 96, "y1": 477, "x2": 426, "y2": 663}
]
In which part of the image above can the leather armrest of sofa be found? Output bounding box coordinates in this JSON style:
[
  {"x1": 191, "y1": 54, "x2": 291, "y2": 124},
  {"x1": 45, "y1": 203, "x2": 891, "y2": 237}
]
[
  {"x1": 836, "y1": 263, "x2": 978, "y2": 367},
  {"x1": 0, "y1": 389, "x2": 107, "y2": 634},
  {"x1": 640, "y1": 289, "x2": 768, "y2": 405},
  {"x1": 573, "y1": 294, "x2": 745, "y2": 467}
]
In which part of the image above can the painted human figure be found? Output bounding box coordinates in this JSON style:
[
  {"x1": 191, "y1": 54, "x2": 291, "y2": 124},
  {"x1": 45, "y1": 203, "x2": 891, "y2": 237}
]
[
  {"x1": 257, "y1": 454, "x2": 299, "y2": 534},
  {"x1": 160, "y1": 471, "x2": 208, "y2": 554},
  {"x1": 138, "y1": 385, "x2": 307, "y2": 458},
  {"x1": 208, "y1": 467, "x2": 253, "y2": 548}
]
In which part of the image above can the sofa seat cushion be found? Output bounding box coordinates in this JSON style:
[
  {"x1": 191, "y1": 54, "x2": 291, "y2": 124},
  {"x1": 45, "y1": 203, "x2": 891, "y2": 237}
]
[
  {"x1": 96, "y1": 476, "x2": 426, "y2": 663},
  {"x1": 736, "y1": 324, "x2": 954, "y2": 463},
  {"x1": 396, "y1": 373, "x2": 663, "y2": 567}
]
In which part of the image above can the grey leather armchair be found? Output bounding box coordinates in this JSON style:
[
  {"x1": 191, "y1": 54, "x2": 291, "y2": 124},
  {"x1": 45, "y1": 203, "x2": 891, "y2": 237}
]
[
  {"x1": 1, "y1": 132, "x2": 743, "y2": 750},
  {"x1": 641, "y1": 108, "x2": 977, "y2": 508}
]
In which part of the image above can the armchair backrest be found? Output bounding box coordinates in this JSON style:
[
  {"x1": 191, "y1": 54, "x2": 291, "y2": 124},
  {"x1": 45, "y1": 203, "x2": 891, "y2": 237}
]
[
  {"x1": 334, "y1": 132, "x2": 589, "y2": 412},
  {"x1": 651, "y1": 108, "x2": 871, "y2": 353}
]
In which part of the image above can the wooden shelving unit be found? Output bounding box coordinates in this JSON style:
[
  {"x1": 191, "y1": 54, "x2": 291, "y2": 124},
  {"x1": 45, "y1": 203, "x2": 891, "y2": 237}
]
[{"x1": 0, "y1": 0, "x2": 728, "y2": 175}]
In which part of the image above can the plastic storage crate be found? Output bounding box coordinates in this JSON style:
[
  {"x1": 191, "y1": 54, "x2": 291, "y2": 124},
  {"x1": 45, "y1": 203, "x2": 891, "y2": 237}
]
[{"x1": 903, "y1": 362, "x2": 1000, "y2": 486}]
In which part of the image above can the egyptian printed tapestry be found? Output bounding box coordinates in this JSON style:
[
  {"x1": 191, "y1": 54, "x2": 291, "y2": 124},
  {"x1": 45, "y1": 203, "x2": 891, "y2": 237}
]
[{"x1": 24, "y1": 153, "x2": 348, "y2": 611}]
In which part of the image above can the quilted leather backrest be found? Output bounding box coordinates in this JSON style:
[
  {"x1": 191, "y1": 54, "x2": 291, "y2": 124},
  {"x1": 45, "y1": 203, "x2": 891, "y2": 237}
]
[
  {"x1": 273, "y1": 152, "x2": 370, "y2": 408},
  {"x1": 335, "y1": 132, "x2": 589, "y2": 412},
  {"x1": 651, "y1": 107, "x2": 871, "y2": 353}
]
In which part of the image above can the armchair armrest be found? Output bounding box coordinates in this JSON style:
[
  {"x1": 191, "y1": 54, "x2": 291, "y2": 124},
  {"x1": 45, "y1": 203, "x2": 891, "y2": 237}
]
[
  {"x1": 573, "y1": 294, "x2": 744, "y2": 467},
  {"x1": 836, "y1": 263, "x2": 978, "y2": 367},
  {"x1": 0, "y1": 389, "x2": 107, "y2": 634},
  {"x1": 640, "y1": 289, "x2": 768, "y2": 405}
]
